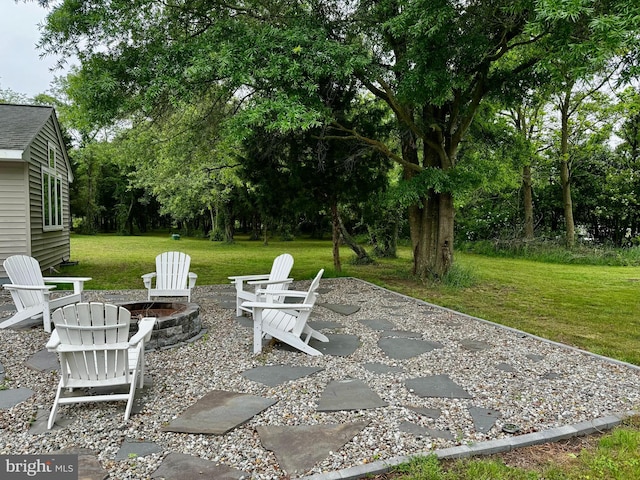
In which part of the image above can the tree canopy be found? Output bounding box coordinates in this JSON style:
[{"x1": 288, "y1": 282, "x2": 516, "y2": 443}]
[{"x1": 35, "y1": 0, "x2": 640, "y2": 277}]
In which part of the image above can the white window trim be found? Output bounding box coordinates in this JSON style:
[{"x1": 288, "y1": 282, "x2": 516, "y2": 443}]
[{"x1": 42, "y1": 145, "x2": 64, "y2": 232}]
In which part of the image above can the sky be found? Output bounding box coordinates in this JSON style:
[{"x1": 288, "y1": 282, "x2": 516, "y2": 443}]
[{"x1": 0, "y1": 1, "x2": 69, "y2": 99}]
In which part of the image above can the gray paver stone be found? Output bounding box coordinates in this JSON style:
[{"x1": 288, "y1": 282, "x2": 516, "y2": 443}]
[
  {"x1": 151, "y1": 452, "x2": 248, "y2": 479},
  {"x1": 289, "y1": 333, "x2": 360, "y2": 356},
  {"x1": 459, "y1": 339, "x2": 492, "y2": 351},
  {"x1": 318, "y1": 303, "x2": 361, "y2": 316},
  {"x1": 359, "y1": 319, "x2": 396, "y2": 331},
  {"x1": 405, "y1": 375, "x2": 472, "y2": 399},
  {"x1": 398, "y1": 421, "x2": 454, "y2": 440},
  {"x1": 495, "y1": 362, "x2": 516, "y2": 372},
  {"x1": 115, "y1": 440, "x2": 163, "y2": 460},
  {"x1": 0, "y1": 387, "x2": 34, "y2": 409},
  {"x1": 379, "y1": 337, "x2": 443, "y2": 360},
  {"x1": 25, "y1": 348, "x2": 59, "y2": 372},
  {"x1": 406, "y1": 405, "x2": 441, "y2": 419},
  {"x1": 55, "y1": 447, "x2": 109, "y2": 480},
  {"x1": 317, "y1": 379, "x2": 387, "y2": 411},
  {"x1": 161, "y1": 390, "x2": 276, "y2": 435},
  {"x1": 257, "y1": 421, "x2": 370, "y2": 475},
  {"x1": 468, "y1": 406, "x2": 501, "y2": 433}
]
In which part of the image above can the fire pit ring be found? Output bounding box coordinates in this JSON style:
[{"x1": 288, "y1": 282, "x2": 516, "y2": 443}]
[{"x1": 120, "y1": 301, "x2": 202, "y2": 349}]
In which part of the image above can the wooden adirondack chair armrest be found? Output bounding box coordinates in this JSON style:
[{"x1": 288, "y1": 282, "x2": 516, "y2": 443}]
[
  {"x1": 3, "y1": 284, "x2": 56, "y2": 292},
  {"x1": 188, "y1": 272, "x2": 198, "y2": 288},
  {"x1": 46, "y1": 329, "x2": 61, "y2": 351},
  {"x1": 43, "y1": 277, "x2": 91, "y2": 295},
  {"x1": 141, "y1": 272, "x2": 157, "y2": 289},
  {"x1": 248, "y1": 278, "x2": 293, "y2": 286},
  {"x1": 130, "y1": 317, "x2": 156, "y2": 345},
  {"x1": 228, "y1": 274, "x2": 269, "y2": 284},
  {"x1": 256, "y1": 288, "x2": 306, "y2": 297},
  {"x1": 43, "y1": 276, "x2": 92, "y2": 284},
  {"x1": 243, "y1": 301, "x2": 315, "y2": 310}
]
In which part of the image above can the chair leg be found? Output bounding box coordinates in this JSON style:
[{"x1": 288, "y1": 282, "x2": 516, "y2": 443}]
[
  {"x1": 47, "y1": 381, "x2": 64, "y2": 429},
  {"x1": 124, "y1": 371, "x2": 139, "y2": 422}
]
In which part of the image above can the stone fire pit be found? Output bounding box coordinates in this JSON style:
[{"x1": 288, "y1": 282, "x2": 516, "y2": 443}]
[{"x1": 121, "y1": 301, "x2": 202, "y2": 349}]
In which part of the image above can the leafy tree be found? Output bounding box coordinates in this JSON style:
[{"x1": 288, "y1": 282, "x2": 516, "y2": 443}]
[{"x1": 36, "y1": 0, "x2": 640, "y2": 278}]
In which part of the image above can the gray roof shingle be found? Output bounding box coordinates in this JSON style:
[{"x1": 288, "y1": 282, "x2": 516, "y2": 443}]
[{"x1": 0, "y1": 103, "x2": 55, "y2": 151}]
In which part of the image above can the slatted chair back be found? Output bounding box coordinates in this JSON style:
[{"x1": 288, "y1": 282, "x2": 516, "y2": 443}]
[
  {"x1": 3, "y1": 255, "x2": 47, "y2": 312},
  {"x1": 53, "y1": 303, "x2": 132, "y2": 385},
  {"x1": 155, "y1": 251, "x2": 191, "y2": 291}
]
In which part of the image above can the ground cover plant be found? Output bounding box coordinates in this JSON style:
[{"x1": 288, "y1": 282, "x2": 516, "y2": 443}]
[{"x1": 61, "y1": 233, "x2": 640, "y2": 479}]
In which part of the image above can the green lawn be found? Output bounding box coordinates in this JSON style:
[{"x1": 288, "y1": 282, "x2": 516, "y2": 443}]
[{"x1": 63, "y1": 232, "x2": 640, "y2": 365}]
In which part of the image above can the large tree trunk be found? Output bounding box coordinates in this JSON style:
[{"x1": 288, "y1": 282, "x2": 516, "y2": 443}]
[
  {"x1": 330, "y1": 201, "x2": 342, "y2": 272},
  {"x1": 337, "y1": 209, "x2": 373, "y2": 265},
  {"x1": 404, "y1": 133, "x2": 455, "y2": 280},
  {"x1": 522, "y1": 164, "x2": 534, "y2": 239},
  {"x1": 559, "y1": 92, "x2": 575, "y2": 248}
]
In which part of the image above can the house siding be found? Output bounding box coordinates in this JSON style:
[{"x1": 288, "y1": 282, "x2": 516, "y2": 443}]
[
  {"x1": 0, "y1": 161, "x2": 30, "y2": 276},
  {"x1": 27, "y1": 116, "x2": 71, "y2": 272}
]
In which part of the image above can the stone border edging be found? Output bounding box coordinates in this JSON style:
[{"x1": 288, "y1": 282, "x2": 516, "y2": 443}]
[
  {"x1": 300, "y1": 277, "x2": 640, "y2": 480},
  {"x1": 300, "y1": 411, "x2": 635, "y2": 480}
]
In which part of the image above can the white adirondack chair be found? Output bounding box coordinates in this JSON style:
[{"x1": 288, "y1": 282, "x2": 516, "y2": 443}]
[
  {"x1": 45, "y1": 302, "x2": 156, "y2": 429},
  {"x1": 1, "y1": 255, "x2": 92, "y2": 333},
  {"x1": 141, "y1": 251, "x2": 197, "y2": 302},
  {"x1": 242, "y1": 269, "x2": 328, "y2": 356},
  {"x1": 228, "y1": 253, "x2": 294, "y2": 316}
]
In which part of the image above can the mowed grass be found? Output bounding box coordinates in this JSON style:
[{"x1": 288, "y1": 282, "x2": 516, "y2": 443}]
[{"x1": 64, "y1": 233, "x2": 640, "y2": 365}]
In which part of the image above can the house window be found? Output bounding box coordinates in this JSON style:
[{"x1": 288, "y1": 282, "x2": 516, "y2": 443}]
[
  {"x1": 48, "y1": 142, "x2": 56, "y2": 168},
  {"x1": 42, "y1": 143, "x2": 63, "y2": 230}
]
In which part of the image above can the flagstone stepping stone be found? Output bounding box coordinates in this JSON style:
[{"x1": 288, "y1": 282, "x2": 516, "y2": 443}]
[
  {"x1": 151, "y1": 452, "x2": 248, "y2": 479},
  {"x1": 308, "y1": 319, "x2": 342, "y2": 330},
  {"x1": 495, "y1": 362, "x2": 516, "y2": 372},
  {"x1": 282, "y1": 333, "x2": 360, "y2": 356},
  {"x1": 242, "y1": 365, "x2": 323, "y2": 387},
  {"x1": 257, "y1": 421, "x2": 369, "y2": 475},
  {"x1": 526, "y1": 354, "x2": 545, "y2": 362},
  {"x1": 115, "y1": 440, "x2": 163, "y2": 460},
  {"x1": 55, "y1": 447, "x2": 108, "y2": 480},
  {"x1": 318, "y1": 303, "x2": 361, "y2": 315},
  {"x1": 0, "y1": 304, "x2": 15, "y2": 314},
  {"x1": 379, "y1": 330, "x2": 423, "y2": 339},
  {"x1": 363, "y1": 362, "x2": 405, "y2": 375},
  {"x1": 406, "y1": 405, "x2": 442, "y2": 419},
  {"x1": 25, "y1": 348, "x2": 59, "y2": 372},
  {"x1": 0, "y1": 387, "x2": 34, "y2": 409},
  {"x1": 405, "y1": 375, "x2": 472, "y2": 399},
  {"x1": 316, "y1": 287, "x2": 332, "y2": 294},
  {"x1": 317, "y1": 379, "x2": 387, "y2": 411},
  {"x1": 359, "y1": 318, "x2": 396, "y2": 331},
  {"x1": 235, "y1": 315, "x2": 252, "y2": 329},
  {"x1": 459, "y1": 339, "x2": 492, "y2": 351},
  {"x1": 378, "y1": 337, "x2": 443, "y2": 360},
  {"x1": 468, "y1": 406, "x2": 501, "y2": 433},
  {"x1": 29, "y1": 408, "x2": 74, "y2": 433},
  {"x1": 542, "y1": 371, "x2": 563, "y2": 380},
  {"x1": 398, "y1": 421, "x2": 454, "y2": 440},
  {"x1": 162, "y1": 390, "x2": 276, "y2": 435},
  {"x1": 218, "y1": 299, "x2": 237, "y2": 309},
  {"x1": 0, "y1": 362, "x2": 4, "y2": 382}
]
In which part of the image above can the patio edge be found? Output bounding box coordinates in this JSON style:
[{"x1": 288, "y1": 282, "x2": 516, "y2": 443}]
[{"x1": 299, "y1": 277, "x2": 640, "y2": 479}]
